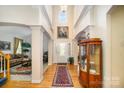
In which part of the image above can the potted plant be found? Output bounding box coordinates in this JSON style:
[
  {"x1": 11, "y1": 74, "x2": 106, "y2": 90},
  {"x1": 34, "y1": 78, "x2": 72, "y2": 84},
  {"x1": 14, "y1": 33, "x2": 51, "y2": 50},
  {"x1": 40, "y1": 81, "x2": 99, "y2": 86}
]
[{"x1": 68, "y1": 57, "x2": 74, "y2": 64}]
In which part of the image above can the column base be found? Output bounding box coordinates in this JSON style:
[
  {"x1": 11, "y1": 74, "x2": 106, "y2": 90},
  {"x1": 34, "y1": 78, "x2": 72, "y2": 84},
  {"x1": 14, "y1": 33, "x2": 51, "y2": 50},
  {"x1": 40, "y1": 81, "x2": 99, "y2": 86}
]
[{"x1": 31, "y1": 76, "x2": 43, "y2": 83}]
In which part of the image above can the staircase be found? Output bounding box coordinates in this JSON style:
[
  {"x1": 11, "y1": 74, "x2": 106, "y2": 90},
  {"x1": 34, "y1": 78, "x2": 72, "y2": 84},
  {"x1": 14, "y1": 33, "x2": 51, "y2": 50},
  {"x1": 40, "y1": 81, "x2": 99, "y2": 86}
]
[{"x1": 0, "y1": 50, "x2": 10, "y2": 86}]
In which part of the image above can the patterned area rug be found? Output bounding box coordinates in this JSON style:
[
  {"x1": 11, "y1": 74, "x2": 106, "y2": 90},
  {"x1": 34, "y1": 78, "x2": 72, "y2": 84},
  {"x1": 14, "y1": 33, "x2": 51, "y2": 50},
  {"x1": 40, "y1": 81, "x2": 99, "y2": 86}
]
[
  {"x1": 57, "y1": 63, "x2": 67, "y2": 65},
  {"x1": 11, "y1": 74, "x2": 31, "y2": 81},
  {"x1": 11, "y1": 66, "x2": 31, "y2": 75},
  {"x1": 52, "y1": 65, "x2": 73, "y2": 87}
]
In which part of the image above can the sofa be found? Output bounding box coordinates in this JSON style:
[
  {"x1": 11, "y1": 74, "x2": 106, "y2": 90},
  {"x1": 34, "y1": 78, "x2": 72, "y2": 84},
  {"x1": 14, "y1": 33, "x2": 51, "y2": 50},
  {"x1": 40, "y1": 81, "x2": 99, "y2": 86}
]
[{"x1": 10, "y1": 54, "x2": 31, "y2": 67}]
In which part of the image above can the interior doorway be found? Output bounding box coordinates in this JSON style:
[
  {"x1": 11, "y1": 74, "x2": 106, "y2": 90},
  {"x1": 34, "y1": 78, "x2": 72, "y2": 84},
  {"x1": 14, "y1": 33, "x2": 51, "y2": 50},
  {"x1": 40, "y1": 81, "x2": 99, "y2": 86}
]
[
  {"x1": 55, "y1": 42, "x2": 70, "y2": 63},
  {"x1": 43, "y1": 31, "x2": 50, "y2": 72}
]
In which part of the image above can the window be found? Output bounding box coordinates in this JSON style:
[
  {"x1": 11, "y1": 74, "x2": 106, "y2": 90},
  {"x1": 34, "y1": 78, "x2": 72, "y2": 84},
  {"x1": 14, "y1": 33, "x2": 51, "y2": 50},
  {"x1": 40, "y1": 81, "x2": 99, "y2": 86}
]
[
  {"x1": 16, "y1": 41, "x2": 22, "y2": 54},
  {"x1": 58, "y1": 10, "x2": 67, "y2": 25}
]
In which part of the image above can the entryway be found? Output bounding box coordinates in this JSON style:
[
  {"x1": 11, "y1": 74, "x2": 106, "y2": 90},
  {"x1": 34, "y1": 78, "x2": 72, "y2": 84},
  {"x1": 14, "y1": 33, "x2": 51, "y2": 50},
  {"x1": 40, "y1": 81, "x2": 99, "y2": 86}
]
[{"x1": 54, "y1": 42, "x2": 71, "y2": 63}]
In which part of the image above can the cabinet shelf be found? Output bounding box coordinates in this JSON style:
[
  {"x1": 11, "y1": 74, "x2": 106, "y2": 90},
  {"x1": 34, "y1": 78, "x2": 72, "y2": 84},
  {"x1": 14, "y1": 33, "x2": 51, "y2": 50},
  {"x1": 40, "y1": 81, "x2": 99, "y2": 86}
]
[
  {"x1": 80, "y1": 68, "x2": 87, "y2": 72},
  {"x1": 78, "y1": 38, "x2": 102, "y2": 88}
]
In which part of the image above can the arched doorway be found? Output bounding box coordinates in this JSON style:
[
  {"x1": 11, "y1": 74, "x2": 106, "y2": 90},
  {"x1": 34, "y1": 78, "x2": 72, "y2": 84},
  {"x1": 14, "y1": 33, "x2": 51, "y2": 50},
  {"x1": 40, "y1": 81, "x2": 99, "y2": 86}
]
[{"x1": 0, "y1": 22, "x2": 32, "y2": 81}]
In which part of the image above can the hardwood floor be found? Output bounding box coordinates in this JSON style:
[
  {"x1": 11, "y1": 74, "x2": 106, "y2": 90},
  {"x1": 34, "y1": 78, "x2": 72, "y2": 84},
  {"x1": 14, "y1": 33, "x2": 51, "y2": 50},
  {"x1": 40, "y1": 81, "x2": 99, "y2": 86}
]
[{"x1": 1, "y1": 64, "x2": 81, "y2": 88}]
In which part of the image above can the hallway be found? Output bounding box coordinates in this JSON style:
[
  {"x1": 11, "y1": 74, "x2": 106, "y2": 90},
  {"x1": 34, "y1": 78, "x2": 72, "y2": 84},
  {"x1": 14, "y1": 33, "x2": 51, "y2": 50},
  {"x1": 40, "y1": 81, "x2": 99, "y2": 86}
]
[
  {"x1": 1, "y1": 64, "x2": 81, "y2": 88},
  {"x1": 0, "y1": 5, "x2": 124, "y2": 88}
]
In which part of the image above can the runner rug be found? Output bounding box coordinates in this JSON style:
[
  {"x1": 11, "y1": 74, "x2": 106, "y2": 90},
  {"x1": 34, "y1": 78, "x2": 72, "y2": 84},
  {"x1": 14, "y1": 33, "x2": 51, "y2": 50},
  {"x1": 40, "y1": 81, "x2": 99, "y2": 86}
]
[{"x1": 52, "y1": 65, "x2": 73, "y2": 87}]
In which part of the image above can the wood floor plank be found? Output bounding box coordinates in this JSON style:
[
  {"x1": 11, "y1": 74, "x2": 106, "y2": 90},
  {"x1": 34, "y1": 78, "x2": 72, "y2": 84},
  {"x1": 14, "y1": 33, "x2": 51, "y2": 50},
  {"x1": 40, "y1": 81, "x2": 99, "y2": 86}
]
[{"x1": 1, "y1": 64, "x2": 81, "y2": 88}]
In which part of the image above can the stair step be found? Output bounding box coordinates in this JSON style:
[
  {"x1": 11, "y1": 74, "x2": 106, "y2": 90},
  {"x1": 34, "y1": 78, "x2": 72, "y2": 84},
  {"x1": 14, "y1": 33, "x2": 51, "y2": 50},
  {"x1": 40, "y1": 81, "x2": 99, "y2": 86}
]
[{"x1": 0, "y1": 77, "x2": 7, "y2": 86}]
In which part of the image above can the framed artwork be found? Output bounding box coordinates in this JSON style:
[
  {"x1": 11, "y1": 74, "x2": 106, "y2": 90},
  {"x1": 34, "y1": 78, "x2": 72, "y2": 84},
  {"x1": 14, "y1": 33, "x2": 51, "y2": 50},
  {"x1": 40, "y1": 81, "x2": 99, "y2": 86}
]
[
  {"x1": 57, "y1": 26, "x2": 69, "y2": 38},
  {"x1": 0, "y1": 40, "x2": 11, "y2": 50}
]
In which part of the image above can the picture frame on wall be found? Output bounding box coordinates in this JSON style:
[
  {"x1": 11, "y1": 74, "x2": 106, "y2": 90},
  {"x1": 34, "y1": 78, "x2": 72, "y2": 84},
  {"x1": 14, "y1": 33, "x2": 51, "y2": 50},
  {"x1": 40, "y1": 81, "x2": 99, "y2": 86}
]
[
  {"x1": 57, "y1": 26, "x2": 69, "y2": 38},
  {"x1": 0, "y1": 40, "x2": 11, "y2": 50}
]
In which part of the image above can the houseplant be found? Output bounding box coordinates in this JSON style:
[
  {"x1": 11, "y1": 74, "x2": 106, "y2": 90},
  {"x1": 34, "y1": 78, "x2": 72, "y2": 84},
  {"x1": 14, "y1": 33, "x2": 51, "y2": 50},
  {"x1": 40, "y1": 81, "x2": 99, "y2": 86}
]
[
  {"x1": 68, "y1": 57, "x2": 74, "y2": 64},
  {"x1": 22, "y1": 42, "x2": 31, "y2": 56}
]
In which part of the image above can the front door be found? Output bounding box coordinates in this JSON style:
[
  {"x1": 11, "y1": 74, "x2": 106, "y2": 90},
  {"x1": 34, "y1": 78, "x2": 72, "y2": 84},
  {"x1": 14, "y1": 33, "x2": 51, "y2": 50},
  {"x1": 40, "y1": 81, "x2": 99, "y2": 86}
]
[{"x1": 55, "y1": 42, "x2": 70, "y2": 63}]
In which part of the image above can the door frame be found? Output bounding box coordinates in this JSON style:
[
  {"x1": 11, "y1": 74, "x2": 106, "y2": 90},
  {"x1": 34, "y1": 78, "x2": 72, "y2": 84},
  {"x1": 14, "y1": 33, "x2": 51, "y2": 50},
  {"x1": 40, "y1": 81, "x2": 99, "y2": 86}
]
[{"x1": 53, "y1": 40, "x2": 72, "y2": 63}]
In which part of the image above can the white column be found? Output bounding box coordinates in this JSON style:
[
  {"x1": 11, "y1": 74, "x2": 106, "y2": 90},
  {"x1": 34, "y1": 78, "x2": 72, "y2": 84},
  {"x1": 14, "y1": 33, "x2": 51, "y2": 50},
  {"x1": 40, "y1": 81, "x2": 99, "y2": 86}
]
[
  {"x1": 72, "y1": 39, "x2": 78, "y2": 65},
  {"x1": 31, "y1": 26, "x2": 44, "y2": 83},
  {"x1": 48, "y1": 39, "x2": 53, "y2": 65}
]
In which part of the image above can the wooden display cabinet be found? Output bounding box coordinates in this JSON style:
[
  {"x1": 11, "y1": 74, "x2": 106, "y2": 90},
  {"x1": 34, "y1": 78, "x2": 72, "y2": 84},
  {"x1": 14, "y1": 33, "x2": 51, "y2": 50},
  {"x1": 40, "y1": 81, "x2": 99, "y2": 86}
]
[{"x1": 78, "y1": 38, "x2": 102, "y2": 88}]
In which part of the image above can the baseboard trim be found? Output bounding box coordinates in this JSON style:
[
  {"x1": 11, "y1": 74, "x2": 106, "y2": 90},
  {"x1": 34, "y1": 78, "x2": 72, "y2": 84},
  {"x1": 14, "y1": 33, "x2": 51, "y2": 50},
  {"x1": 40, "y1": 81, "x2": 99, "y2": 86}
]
[
  {"x1": 32, "y1": 80, "x2": 41, "y2": 83},
  {"x1": 44, "y1": 66, "x2": 48, "y2": 73},
  {"x1": 74, "y1": 63, "x2": 78, "y2": 65},
  {"x1": 31, "y1": 76, "x2": 43, "y2": 83},
  {"x1": 103, "y1": 80, "x2": 112, "y2": 88},
  {"x1": 111, "y1": 80, "x2": 120, "y2": 88}
]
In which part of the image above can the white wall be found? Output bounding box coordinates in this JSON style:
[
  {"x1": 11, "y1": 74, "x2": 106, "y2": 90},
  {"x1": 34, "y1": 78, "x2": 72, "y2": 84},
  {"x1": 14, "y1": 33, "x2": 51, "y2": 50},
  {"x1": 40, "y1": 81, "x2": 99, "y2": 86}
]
[
  {"x1": 48, "y1": 40, "x2": 53, "y2": 65},
  {"x1": 72, "y1": 40, "x2": 79, "y2": 65},
  {"x1": 73, "y1": 6, "x2": 93, "y2": 66},
  {"x1": 31, "y1": 26, "x2": 43, "y2": 83},
  {"x1": 0, "y1": 33, "x2": 23, "y2": 54},
  {"x1": 0, "y1": 5, "x2": 53, "y2": 39},
  {"x1": 0, "y1": 6, "x2": 39, "y2": 25},
  {"x1": 43, "y1": 32, "x2": 50, "y2": 52},
  {"x1": 39, "y1": 6, "x2": 53, "y2": 39},
  {"x1": 0, "y1": 26, "x2": 31, "y2": 54},
  {"x1": 45, "y1": 5, "x2": 53, "y2": 25},
  {"x1": 73, "y1": 5, "x2": 113, "y2": 87},
  {"x1": 93, "y1": 5, "x2": 112, "y2": 87},
  {"x1": 74, "y1": 6, "x2": 92, "y2": 39},
  {"x1": 23, "y1": 34, "x2": 32, "y2": 44},
  {"x1": 22, "y1": 34, "x2": 32, "y2": 58},
  {"x1": 74, "y1": 5, "x2": 85, "y2": 25},
  {"x1": 30, "y1": 6, "x2": 53, "y2": 82},
  {"x1": 53, "y1": 6, "x2": 74, "y2": 40},
  {"x1": 110, "y1": 6, "x2": 124, "y2": 87},
  {"x1": 52, "y1": 6, "x2": 74, "y2": 63}
]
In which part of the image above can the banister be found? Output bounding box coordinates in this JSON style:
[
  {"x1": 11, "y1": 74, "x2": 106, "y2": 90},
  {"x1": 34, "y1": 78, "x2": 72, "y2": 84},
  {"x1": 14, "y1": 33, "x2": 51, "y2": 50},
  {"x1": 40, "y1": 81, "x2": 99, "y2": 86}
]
[{"x1": 0, "y1": 50, "x2": 11, "y2": 79}]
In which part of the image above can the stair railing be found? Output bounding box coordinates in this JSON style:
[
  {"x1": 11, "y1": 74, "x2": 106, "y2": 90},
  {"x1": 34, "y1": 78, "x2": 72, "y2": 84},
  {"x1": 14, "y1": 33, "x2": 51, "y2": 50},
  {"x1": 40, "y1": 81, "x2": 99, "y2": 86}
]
[{"x1": 0, "y1": 50, "x2": 11, "y2": 78}]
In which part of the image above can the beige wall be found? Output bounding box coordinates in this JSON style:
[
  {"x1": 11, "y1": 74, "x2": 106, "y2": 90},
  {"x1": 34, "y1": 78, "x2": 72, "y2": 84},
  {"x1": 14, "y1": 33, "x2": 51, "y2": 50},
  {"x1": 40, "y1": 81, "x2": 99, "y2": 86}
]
[{"x1": 110, "y1": 6, "x2": 124, "y2": 87}]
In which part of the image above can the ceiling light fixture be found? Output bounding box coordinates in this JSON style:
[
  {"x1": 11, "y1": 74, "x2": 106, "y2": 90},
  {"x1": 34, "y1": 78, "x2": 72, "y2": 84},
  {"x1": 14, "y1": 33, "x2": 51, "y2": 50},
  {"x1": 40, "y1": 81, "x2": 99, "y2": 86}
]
[{"x1": 60, "y1": 5, "x2": 68, "y2": 12}]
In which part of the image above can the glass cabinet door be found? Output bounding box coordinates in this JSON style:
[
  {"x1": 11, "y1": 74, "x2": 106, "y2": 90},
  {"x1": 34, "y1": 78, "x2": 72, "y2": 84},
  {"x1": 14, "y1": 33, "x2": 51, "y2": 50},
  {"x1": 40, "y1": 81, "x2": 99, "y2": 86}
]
[
  {"x1": 80, "y1": 45, "x2": 87, "y2": 72},
  {"x1": 89, "y1": 44, "x2": 100, "y2": 75}
]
